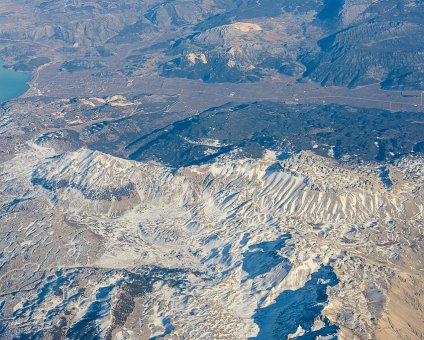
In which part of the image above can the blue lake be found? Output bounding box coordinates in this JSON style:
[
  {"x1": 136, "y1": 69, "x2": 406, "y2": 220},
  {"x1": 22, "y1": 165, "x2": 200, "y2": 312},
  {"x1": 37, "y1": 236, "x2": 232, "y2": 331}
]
[{"x1": 0, "y1": 61, "x2": 31, "y2": 103}]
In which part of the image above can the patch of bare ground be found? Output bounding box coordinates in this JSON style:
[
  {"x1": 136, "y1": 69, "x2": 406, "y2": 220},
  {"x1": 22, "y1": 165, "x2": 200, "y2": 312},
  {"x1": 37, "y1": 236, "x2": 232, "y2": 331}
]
[{"x1": 375, "y1": 272, "x2": 424, "y2": 339}]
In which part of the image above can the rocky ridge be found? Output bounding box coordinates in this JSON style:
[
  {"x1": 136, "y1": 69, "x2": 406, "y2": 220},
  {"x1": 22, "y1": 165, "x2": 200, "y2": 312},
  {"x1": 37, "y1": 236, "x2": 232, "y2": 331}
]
[{"x1": 0, "y1": 144, "x2": 422, "y2": 338}]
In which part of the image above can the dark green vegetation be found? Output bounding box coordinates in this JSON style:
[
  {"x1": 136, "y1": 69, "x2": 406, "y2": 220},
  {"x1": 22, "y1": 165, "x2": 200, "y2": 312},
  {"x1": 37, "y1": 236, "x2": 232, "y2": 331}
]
[
  {"x1": 1, "y1": 0, "x2": 422, "y2": 165},
  {"x1": 13, "y1": 56, "x2": 50, "y2": 72},
  {"x1": 0, "y1": 1, "x2": 423, "y2": 339},
  {"x1": 32, "y1": 100, "x2": 424, "y2": 167},
  {"x1": 0, "y1": 0, "x2": 423, "y2": 91},
  {"x1": 306, "y1": 20, "x2": 424, "y2": 89},
  {"x1": 122, "y1": 102, "x2": 423, "y2": 166},
  {"x1": 160, "y1": 0, "x2": 424, "y2": 89}
]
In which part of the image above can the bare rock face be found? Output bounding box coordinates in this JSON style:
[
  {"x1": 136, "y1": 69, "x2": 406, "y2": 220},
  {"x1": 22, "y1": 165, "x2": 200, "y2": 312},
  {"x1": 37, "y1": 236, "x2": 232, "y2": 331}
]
[
  {"x1": 0, "y1": 144, "x2": 422, "y2": 339},
  {"x1": 3, "y1": 0, "x2": 419, "y2": 89},
  {"x1": 161, "y1": 16, "x2": 312, "y2": 82}
]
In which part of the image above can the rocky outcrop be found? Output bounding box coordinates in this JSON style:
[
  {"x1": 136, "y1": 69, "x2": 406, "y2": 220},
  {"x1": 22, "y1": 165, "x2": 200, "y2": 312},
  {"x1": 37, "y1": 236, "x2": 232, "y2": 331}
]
[{"x1": 1, "y1": 145, "x2": 422, "y2": 338}]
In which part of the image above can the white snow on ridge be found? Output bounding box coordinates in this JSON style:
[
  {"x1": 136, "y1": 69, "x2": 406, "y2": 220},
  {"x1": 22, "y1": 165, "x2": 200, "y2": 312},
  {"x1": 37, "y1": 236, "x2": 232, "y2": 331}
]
[{"x1": 0, "y1": 145, "x2": 422, "y2": 339}]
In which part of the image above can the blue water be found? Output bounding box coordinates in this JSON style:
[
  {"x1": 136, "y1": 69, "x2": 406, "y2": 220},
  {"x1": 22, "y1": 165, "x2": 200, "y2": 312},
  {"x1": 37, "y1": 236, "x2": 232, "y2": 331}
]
[
  {"x1": 250, "y1": 265, "x2": 339, "y2": 339},
  {"x1": 0, "y1": 61, "x2": 31, "y2": 103}
]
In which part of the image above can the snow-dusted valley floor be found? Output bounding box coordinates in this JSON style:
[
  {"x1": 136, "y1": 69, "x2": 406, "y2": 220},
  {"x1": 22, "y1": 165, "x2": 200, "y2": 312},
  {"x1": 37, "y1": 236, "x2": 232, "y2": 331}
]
[{"x1": 0, "y1": 144, "x2": 423, "y2": 339}]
